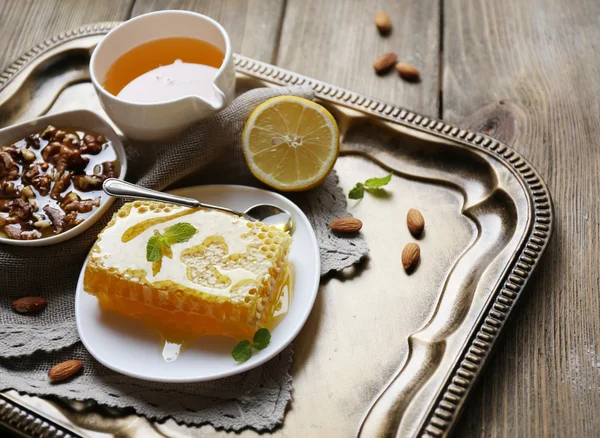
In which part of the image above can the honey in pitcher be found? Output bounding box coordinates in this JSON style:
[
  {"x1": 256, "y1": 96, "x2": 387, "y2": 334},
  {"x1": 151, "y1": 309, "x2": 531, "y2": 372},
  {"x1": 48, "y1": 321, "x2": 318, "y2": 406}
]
[{"x1": 102, "y1": 37, "x2": 224, "y2": 104}]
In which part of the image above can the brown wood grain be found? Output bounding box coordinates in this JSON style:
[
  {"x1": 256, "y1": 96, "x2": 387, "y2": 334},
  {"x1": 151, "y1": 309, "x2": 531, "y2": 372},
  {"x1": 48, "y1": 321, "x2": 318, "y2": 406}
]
[
  {"x1": 444, "y1": 0, "x2": 600, "y2": 436},
  {"x1": 0, "y1": 0, "x2": 133, "y2": 72},
  {"x1": 276, "y1": 0, "x2": 441, "y2": 116},
  {"x1": 131, "y1": 0, "x2": 285, "y2": 62}
]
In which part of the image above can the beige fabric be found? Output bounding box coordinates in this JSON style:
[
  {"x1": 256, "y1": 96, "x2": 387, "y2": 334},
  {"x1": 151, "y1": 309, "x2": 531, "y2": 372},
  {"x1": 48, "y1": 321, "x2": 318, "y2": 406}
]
[{"x1": 0, "y1": 86, "x2": 368, "y2": 431}]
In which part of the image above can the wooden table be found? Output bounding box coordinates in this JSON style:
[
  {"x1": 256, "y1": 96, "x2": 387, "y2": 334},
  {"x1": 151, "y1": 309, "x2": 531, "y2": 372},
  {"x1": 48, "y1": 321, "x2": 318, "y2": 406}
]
[{"x1": 1, "y1": 0, "x2": 599, "y2": 436}]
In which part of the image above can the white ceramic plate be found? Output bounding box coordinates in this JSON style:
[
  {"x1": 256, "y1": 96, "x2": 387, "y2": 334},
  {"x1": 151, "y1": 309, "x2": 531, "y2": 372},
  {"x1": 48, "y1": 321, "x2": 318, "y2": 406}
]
[{"x1": 76, "y1": 185, "x2": 320, "y2": 382}]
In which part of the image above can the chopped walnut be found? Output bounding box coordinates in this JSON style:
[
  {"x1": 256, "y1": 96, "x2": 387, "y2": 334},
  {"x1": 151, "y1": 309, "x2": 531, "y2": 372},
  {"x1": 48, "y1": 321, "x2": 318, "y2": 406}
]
[
  {"x1": 0, "y1": 152, "x2": 18, "y2": 181},
  {"x1": 0, "y1": 181, "x2": 21, "y2": 198},
  {"x1": 28, "y1": 168, "x2": 52, "y2": 196},
  {"x1": 0, "y1": 145, "x2": 20, "y2": 161},
  {"x1": 66, "y1": 151, "x2": 89, "y2": 171},
  {"x1": 73, "y1": 174, "x2": 104, "y2": 191},
  {"x1": 22, "y1": 162, "x2": 52, "y2": 196},
  {"x1": 50, "y1": 171, "x2": 72, "y2": 199},
  {"x1": 61, "y1": 192, "x2": 100, "y2": 213},
  {"x1": 4, "y1": 223, "x2": 41, "y2": 240},
  {"x1": 62, "y1": 133, "x2": 80, "y2": 148},
  {"x1": 53, "y1": 130, "x2": 66, "y2": 142},
  {"x1": 43, "y1": 143, "x2": 89, "y2": 172},
  {"x1": 101, "y1": 161, "x2": 118, "y2": 179},
  {"x1": 25, "y1": 135, "x2": 41, "y2": 149},
  {"x1": 3, "y1": 198, "x2": 33, "y2": 220},
  {"x1": 81, "y1": 134, "x2": 103, "y2": 155},
  {"x1": 42, "y1": 142, "x2": 62, "y2": 162},
  {"x1": 21, "y1": 148, "x2": 36, "y2": 162},
  {"x1": 43, "y1": 205, "x2": 66, "y2": 233},
  {"x1": 22, "y1": 162, "x2": 48, "y2": 183},
  {"x1": 41, "y1": 125, "x2": 57, "y2": 140},
  {"x1": 0, "y1": 199, "x2": 11, "y2": 212},
  {"x1": 64, "y1": 211, "x2": 83, "y2": 229},
  {"x1": 21, "y1": 186, "x2": 34, "y2": 199}
]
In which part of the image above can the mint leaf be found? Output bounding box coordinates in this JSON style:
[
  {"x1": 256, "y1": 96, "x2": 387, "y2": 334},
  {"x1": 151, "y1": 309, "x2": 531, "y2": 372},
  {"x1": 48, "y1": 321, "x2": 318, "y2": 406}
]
[
  {"x1": 349, "y1": 183, "x2": 365, "y2": 200},
  {"x1": 232, "y1": 340, "x2": 252, "y2": 362},
  {"x1": 163, "y1": 222, "x2": 197, "y2": 244},
  {"x1": 146, "y1": 235, "x2": 162, "y2": 262},
  {"x1": 252, "y1": 328, "x2": 271, "y2": 350},
  {"x1": 364, "y1": 172, "x2": 392, "y2": 189},
  {"x1": 159, "y1": 235, "x2": 171, "y2": 248}
]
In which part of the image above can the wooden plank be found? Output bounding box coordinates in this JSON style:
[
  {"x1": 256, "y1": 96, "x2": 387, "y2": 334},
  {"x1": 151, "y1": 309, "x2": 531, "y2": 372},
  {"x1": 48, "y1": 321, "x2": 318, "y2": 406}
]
[
  {"x1": 131, "y1": 0, "x2": 285, "y2": 62},
  {"x1": 443, "y1": 0, "x2": 600, "y2": 436},
  {"x1": 0, "y1": 0, "x2": 133, "y2": 72},
  {"x1": 276, "y1": 0, "x2": 441, "y2": 116}
]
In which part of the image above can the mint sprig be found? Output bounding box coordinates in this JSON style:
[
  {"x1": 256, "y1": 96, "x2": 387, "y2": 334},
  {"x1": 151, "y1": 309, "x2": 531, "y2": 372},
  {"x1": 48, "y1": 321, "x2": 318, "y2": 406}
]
[
  {"x1": 232, "y1": 328, "x2": 272, "y2": 363},
  {"x1": 146, "y1": 235, "x2": 163, "y2": 262},
  {"x1": 364, "y1": 173, "x2": 392, "y2": 189},
  {"x1": 348, "y1": 183, "x2": 365, "y2": 200},
  {"x1": 146, "y1": 222, "x2": 198, "y2": 263},
  {"x1": 232, "y1": 340, "x2": 252, "y2": 362},
  {"x1": 349, "y1": 172, "x2": 393, "y2": 199},
  {"x1": 163, "y1": 222, "x2": 197, "y2": 244},
  {"x1": 252, "y1": 328, "x2": 271, "y2": 350}
]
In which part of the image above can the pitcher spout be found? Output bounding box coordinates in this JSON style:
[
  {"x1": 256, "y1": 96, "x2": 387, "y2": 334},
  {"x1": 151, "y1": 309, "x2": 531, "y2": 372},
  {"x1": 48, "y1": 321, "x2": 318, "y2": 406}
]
[{"x1": 207, "y1": 87, "x2": 226, "y2": 111}]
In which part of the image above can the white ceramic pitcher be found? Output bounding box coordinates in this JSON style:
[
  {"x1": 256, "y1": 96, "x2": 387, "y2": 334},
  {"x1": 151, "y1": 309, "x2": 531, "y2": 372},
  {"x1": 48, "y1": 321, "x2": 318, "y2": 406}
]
[{"x1": 90, "y1": 11, "x2": 235, "y2": 141}]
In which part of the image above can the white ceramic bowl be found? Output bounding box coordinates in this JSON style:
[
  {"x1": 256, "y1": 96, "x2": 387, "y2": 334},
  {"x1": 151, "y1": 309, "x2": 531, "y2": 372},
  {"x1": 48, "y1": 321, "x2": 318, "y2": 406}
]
[{"x1": 0, "y1": 110, "x2": 127, "y2": 247}]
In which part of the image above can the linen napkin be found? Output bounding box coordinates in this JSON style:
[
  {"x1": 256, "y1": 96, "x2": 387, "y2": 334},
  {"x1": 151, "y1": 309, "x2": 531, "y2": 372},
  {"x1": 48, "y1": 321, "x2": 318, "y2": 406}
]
[{"x1": 0, "y1": 86, "x2": 368, "y2": 431}]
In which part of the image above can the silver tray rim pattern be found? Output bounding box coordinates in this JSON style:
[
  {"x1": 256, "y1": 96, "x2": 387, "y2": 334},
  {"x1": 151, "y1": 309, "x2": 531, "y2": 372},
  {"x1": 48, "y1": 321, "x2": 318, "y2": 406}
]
[{"x1": 0, "y1": 22, "x2": 553, "y2": 438}]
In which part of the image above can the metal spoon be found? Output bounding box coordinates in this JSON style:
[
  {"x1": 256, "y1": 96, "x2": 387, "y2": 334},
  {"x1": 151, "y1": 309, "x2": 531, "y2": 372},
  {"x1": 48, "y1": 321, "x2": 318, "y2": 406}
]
[{"x1": 102, "y1": 178, "x2": 294, "y2": 233}]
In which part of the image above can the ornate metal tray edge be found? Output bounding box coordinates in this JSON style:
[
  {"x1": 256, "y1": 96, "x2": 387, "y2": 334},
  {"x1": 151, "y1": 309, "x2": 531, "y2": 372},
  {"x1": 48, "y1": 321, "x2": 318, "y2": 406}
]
[
  {"x1": 0, "y1": 394, "x2": 81, "y2": 438},
  {"x1": 0, "y1": 22, "x2": 554, "y2": 438},
  {"x1": 232, "y1": 55, "x2": 554, "y2": 438}
]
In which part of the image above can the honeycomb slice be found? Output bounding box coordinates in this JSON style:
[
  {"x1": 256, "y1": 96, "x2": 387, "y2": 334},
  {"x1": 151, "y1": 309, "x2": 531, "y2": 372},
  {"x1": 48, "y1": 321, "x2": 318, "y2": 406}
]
[{"x1": 83, "y1": 201, "x2": 292, "y2": 340}]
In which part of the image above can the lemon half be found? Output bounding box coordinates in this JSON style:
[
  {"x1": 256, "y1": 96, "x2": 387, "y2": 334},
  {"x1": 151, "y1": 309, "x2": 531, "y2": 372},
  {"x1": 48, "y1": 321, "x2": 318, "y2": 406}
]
[{"x1": 242, "y1": 96, "x2": 340, "y2": 191}]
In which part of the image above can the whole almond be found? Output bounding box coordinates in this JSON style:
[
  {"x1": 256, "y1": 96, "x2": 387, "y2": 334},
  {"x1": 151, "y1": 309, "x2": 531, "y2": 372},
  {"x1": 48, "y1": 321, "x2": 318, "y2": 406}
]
[
  {"x1": 374, "y1": 11, "x2": 392, "y2": 35},
  {"x1": 329, "y1": 217, "x2": 363, "y2": 233},
  {"x1": 395, "y1": 62, "x2": 420, "y2": 81},
  {"x1": 373, "y1": 52, "x2": 398, "y2": 74},
  {"x1": 48, "y1": 360, "x2": 83, "y2": 383},
  {"x1": 11, "y1": 296, "x2": 47, "y2": 314},
  {"x1": 407, "y1": 209, "x2": 425, "y2": 237},
  {"x1": 402, "y1": 243, "x2": 420, "y2": 272}
]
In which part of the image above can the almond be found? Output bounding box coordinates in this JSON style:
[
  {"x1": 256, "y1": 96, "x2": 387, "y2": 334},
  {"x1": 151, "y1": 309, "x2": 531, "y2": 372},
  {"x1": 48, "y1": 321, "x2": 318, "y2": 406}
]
[
  {"x1": 374, "y1": 11, "x2": 392, "y2": 35},
  {"x1": 48, "y1": 360, "x2": 83, "y2": 383},
  {"x1": 395, "y1": 62, "x2": 420, "y2": 81},
  {"x1": 11, "y1": 296, "x2": 47, "y2": 314},
  {"x1": 329, "y1": 217, "x2": 363, "y2": 233},
  {"x1": 373, "y1": 52, "x2": 398, "y2": 74},
  {"x1": 402, "y1": 243, "x2": 420, "y2": 272},
  {"x1": 407, "y1": 208, "x2": 425, "y2": 237}
]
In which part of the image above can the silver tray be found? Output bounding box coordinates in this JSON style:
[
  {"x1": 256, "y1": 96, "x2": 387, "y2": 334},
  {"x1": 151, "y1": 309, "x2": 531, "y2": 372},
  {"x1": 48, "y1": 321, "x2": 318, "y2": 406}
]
[{"x1": 0, "y1": 23, "x2": 552, "y2": 438}]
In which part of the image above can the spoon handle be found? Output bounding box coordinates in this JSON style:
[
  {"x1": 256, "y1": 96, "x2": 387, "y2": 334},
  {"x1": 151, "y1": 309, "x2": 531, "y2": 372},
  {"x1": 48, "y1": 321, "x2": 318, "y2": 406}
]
[
  {"x1": 103, "y1": 179, "x2": 203, "y2": 208},
  {"x1": 103, "y1": 179, "x2": 251, "y2": 219}
]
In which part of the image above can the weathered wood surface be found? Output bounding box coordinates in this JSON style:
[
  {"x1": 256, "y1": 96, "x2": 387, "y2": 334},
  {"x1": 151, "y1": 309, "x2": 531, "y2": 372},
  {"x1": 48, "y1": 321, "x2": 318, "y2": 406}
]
[
  {"x1": 444, "y1": 0, "x2": 600, "y2": 436},
  {"x1": 0, "y1": 0, "x2": 134, "y2": 70},
  {"x1": 131, "y1": 0, "x2": 285, "y2": 62},
  {"x1": 1, "y1": 0, "x2": 599, "y2": 436},
  {"x1": 276, "y1": 0, "x2": 440, "y2": 116}
]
